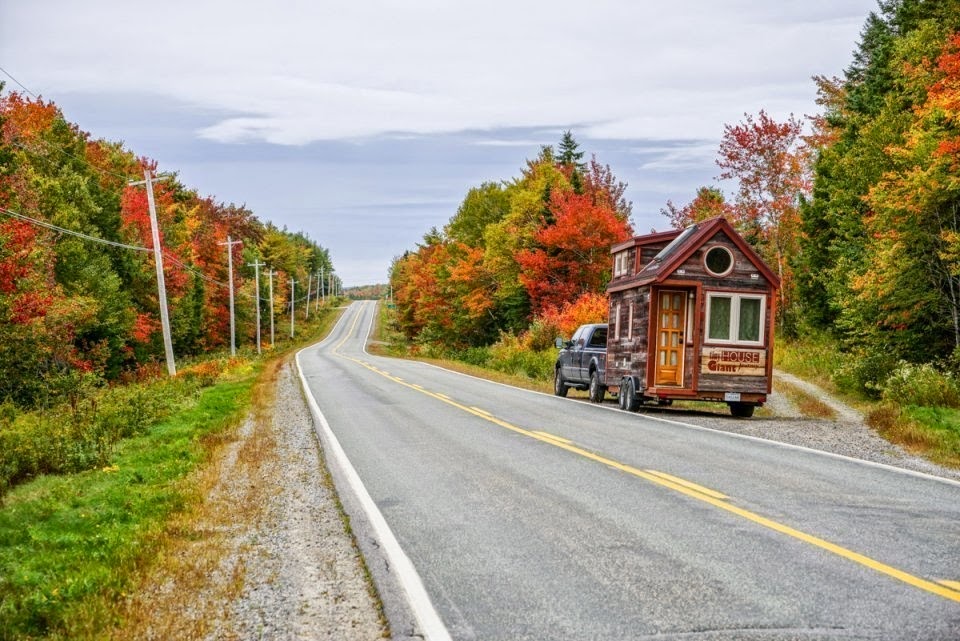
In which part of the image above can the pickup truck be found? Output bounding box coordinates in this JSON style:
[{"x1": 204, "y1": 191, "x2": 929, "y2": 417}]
[{"x1": 553, "y1": 323, "x2": 608, "y2": 403}]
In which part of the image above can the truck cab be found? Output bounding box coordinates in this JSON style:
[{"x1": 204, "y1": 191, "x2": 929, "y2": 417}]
[{"x1": 554, "y1": 323, "x2": 608, "y2": 402}]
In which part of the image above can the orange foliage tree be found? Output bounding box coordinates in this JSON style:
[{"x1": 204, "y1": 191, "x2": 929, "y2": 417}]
[{"x1": 516, "y1": 190, "x2": 632, "y2": 317}]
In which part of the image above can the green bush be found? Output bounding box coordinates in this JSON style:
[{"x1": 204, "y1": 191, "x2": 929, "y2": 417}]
[
  {"x1": 882, "y1": 362, "x2": 960, "y2": 408},
  {"x1": 452, "y1": 346, "x2": 492, "y2": 368},
  {"x1": 0, "y1": 362, "x2": 221, "y2": 498},
  {"x1": 832, "y1": 350, "x2": 899, "y2": 399},
  {"x1": 487, "y1": 334, "x2": 554, "y2": 381}
]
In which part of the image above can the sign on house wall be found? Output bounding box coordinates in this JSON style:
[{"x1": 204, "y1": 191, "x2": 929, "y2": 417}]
[{"x1": 700, "y1": 348, "x2": 766, "y2": 376}]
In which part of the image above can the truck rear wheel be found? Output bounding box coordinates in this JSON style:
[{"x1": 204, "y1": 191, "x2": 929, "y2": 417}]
[
  {"x1": 553, "y1": 368, "x2": 569, "y2": 398},
  {"x1": 619, "y1": 378, "x2": 640, "y2": 412},
  {"x1": 589, "y1": 370, "x2": 605, "y2": 403},
  {"x1": 728, "y1": 402, "x2": 755, "y2": 418}
]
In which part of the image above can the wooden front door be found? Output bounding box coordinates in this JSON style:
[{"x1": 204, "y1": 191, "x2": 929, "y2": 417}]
[{"x1": 655, "y1": 290, "x2": 687, "y2": 386}]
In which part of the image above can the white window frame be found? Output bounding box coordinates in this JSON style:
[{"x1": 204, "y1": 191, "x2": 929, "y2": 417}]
[
  {"x1": 614, "y1": 251, "x2": 630, "y2": 277},
  {"x1": 627, "y1": 302, "x2": 634, "y2": 340},
  {"x1": 614, "y1": 303, "x2": 621, "y2": 340},
  {"x1": 704, "y1": 292, "x2": 766, "y2": 346}
]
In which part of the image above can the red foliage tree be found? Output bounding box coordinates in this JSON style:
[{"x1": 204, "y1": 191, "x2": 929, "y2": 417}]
[{"x1": 517, "y1": 190, "x2": 632, "y2": 316}]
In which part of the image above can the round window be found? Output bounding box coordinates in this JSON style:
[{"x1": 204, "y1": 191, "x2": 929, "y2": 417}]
[{"x1": 704, "y1": 246, "x2": 733, "y2": 276}]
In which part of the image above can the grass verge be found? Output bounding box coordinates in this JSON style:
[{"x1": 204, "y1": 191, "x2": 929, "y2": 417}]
[
  {"x1": 867, "y1": 404, "x2": 960, "y2": 468},
  {"x1": 0, "y1": 370, "x2": 255, "y2": 640},
  {"x1": 0, "y1": 300, "x2": 351, "y2": 640}
]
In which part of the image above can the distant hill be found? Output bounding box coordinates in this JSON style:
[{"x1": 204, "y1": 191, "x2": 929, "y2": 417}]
[{"x1": 346, "y1": 284, "x2": 389, "y2": 300}]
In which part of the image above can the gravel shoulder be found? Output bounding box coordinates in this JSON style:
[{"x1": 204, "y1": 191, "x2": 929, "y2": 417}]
[
  {"x1": 203, "y1": 361, "x2": 387, "y2": 640},
  {"x1": 120, "y1": 359, "x2": 387, "y2": 640}
]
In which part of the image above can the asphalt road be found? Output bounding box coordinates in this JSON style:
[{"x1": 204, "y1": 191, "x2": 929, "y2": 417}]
[{"x1": 297, "y1": 301, "x2": 960, "y2": 641}]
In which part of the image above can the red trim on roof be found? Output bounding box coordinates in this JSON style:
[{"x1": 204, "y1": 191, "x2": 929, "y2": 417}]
[{"x1": 610, "y1": 229, "x2": 681, "y2": 254}]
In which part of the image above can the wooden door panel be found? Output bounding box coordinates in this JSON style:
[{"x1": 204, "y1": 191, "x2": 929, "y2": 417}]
[{"x1": 654, "y1": 291, "x2": 686, "y2": 386}]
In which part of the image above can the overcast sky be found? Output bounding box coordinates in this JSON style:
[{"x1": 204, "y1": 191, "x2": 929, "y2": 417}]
[{"x1": 1, "y1": 0, "x2": 877, "y2": 286}]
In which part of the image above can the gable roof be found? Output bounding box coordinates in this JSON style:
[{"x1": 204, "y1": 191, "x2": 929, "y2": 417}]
[
  {"x1": 610, "y1": 228, "x2": 682, "y2": 254},
  {"x1": 609, "y1": 216, "x2": 780, "y2": 291}
]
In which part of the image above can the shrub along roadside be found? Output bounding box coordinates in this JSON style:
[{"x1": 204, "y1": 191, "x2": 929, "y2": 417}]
[
  {"x1": 776, "y1": 334, "x2": 960, "y2": 469},
  {"x1": 0, "y1": 299, "x2": 346, "y2": 641}
]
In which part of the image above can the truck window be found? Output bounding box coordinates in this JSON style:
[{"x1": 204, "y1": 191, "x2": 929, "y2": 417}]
[
  {"x1": 571, "y1": 326, "x2": 585, "y2": 347},
  {"x1": 588, "y1": 327, "x2": 607, "y2": 348}
]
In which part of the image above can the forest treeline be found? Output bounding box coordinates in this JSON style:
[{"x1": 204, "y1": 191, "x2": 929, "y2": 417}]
[
  {"x1": 390, "y1": 132, "x2": 632, "y2": 351},
  {"x1": 0, "y1": 89, "x2": 334, "y2": 408},
  {"x1": 390, "y1": 0, "x2": 960, "y2": 397}
]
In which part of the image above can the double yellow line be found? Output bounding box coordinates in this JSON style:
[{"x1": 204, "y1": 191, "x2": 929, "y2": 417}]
[{"x1": 332, "y1": 305, "x2": 960, "y2": 604}]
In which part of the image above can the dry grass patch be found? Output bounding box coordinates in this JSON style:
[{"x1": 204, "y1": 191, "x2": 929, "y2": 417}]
[{"x1": 776, "y1": 380, "x2": 837, "y2": 419}]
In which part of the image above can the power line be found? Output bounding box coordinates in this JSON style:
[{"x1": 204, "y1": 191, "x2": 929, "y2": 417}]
[
  {"x1": 0, "y1": 205, "x2": 151, "y2": 252},
  {"x1": 0, "y1": 206, "x2": 262, "y2": 302},
  {"x1": 0, "y1": 65, "x2": 40, "y2": 99}
]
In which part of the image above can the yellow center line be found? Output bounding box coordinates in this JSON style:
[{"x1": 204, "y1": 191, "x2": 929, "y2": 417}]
[
  {"x1": 332, "y1": 333, "x2": 960, "y2": 605},
  {"x1": 645, "y1": 469, "x2": 728, "y2": 500},
  {"x1": 533, "y1": 430, "x2": 574, "y2": 445},
  {"x1": 938, "y1": 580, "x2": 960, "y2": 593}
]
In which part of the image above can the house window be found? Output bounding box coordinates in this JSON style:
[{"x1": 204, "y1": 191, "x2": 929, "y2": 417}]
[
  {"x1": 627, "y1": 302, "x2": 634, "y2": 340},
  {"x1": 614, "y1": 303, "x2": 621, "y2": 340},
  {"x1": 704, "y1": 245, "x2": 734, "y2": 277},
  {"x1": 706, "y1": 293, "x2": 765, "y2": 345},
  {"x1": 614, "y1": 251, "x2": 630, "y2": 277}
]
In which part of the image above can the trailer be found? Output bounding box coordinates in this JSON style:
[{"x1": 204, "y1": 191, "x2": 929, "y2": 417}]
[{"x1": 605, "y1": 217, "x2": 779, "y2": 417}]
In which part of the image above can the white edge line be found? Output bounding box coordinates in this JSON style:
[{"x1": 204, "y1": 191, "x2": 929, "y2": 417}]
[
  {"x1": 389, "y1": 337, "x2": 960, "y2": 490},
  {"x1": 296, "y1": 303, "x2": 452, "y2": 641}
]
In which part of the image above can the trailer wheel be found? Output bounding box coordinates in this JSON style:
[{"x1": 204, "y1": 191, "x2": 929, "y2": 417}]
[
  {"x1": 728, "y1": 402, "x2": 755, "y2": 418},
  {"x1": 619, "y1": 378, "x2": 641, "y2": 412},
  {"x1": 588, "y1": 370, "x2": 605, "y2": 403},
  {"x1": 553, "y1": 368, "x2": 569, "y2": 398}
]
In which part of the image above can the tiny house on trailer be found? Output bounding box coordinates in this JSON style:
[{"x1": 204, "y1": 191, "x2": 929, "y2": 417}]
[{"x1": 605, "y1": 216, "x2": 779, "y2": 417}]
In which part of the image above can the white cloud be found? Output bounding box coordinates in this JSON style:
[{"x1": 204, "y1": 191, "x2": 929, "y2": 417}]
[{"x1": 2, "y1": 0, "x2": 874, "y2": 145}]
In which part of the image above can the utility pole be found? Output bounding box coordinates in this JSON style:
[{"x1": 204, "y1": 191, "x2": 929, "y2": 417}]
[
  {"x1": 129, "y1": 170, "x2": 176, "y2": 376},
  {"x1": 289, "y1": 279, "x2": 297, "y2": 338},
  {"x1": 248, "y1": 259, "x2": 265, "y2": 354},
  {"x1": 266, "y1": 268, "x2": 275, "y2": 346},
  {"x1": 315, "y1": 270, "x2": 322, "y2": 313},
  {"x1": 218, "y1": 235, "x2": 243, "y2": 356},
  {"x1": 320, "y1": 266, "x2": 325, "y2": 304},
  {"x1": 305, "y1": 272, "x2": 312, "y2": 319}
]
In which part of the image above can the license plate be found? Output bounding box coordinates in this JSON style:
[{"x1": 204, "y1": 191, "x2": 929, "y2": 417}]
[{"x1": 724, "y1": 392, "x2": 741, "y2": 402}]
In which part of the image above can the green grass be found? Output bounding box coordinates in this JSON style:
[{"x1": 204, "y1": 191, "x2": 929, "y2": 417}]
[
  {"x1": 773, "y1": 332, "x2": 844, "y2": 391},
  {"x1": 0, "y1": 375, "x2": 255, "y2": 640},
  {"x1": 0, "y1": 299, "x2": 347, "y2": 640},
  {"x1": 900, "y1": 406, "x2": 960, "y2": 467}
]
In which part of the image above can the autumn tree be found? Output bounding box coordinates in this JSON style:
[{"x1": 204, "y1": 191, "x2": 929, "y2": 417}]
[
  {"x1": 0, "y1": 90, "x2": 336, "y2": 404},
  {"x1": 717, "y1": 110, "x2": 810, "y2": 328},
  {"x1": 391, "y1": 133, "x2": 634, "y2": 347},
  {"x1": 661, "y1": 186, "x2": 732, "y2": 229},
  {"x1": 516, "y1": 190, "x2": 632, "y2": 316},
  {"x1": 795, "y1": 1, "x2": 960, "y2": 391}
]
